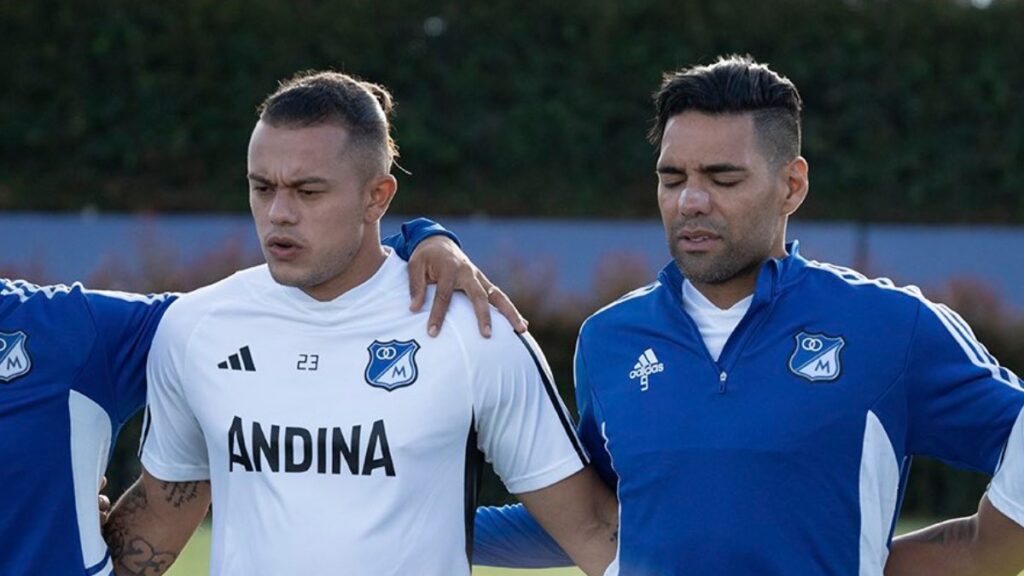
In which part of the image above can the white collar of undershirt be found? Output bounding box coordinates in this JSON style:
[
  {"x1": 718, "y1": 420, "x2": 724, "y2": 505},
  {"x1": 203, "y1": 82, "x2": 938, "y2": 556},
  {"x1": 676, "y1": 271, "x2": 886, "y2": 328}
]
[{"x1": 681, "y1": 279, "x2": 753, "y2": 362}]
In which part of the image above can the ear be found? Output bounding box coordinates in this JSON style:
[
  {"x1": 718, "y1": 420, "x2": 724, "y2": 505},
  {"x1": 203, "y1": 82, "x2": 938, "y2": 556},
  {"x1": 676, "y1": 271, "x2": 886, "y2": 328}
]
[
  {"x1": 780, "y1": 156, "x2": 809, "y2": 216},
  {"x1": 363, "y1": 174, "x2": 398, "y2": 224}
]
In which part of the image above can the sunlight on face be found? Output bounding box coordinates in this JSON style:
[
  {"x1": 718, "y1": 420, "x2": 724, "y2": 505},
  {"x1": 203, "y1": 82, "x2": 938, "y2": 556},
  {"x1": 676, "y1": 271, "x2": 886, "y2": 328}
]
[{"x1": 247, "y1": 121, "x2": 373, "y2": 301}]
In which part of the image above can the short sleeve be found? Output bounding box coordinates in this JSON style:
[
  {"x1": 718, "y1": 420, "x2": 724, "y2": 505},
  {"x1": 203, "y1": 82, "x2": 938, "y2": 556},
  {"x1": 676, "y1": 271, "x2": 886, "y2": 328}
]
[
  {"x1": 468, "y1": 328, "x2": 588, "y2": 494},
  {"x1": 85, "y1": 289, "x2": 175, "y2": 425},
  {"x1": 905, "y1": 298, "x2": 1024, "y2": 476},
  {"x1": 139, "y1": 302, "x2": 210, "y2": 481},
  {"x1": 989, "y1": 408, "x2": 1024, "y2": 526},
  {"x1": 574, "y1": 332, "x2": 618, "y2": 489}
]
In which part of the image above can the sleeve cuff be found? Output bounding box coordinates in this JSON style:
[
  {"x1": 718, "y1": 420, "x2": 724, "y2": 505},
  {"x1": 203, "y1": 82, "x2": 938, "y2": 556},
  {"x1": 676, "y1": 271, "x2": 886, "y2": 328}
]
[
  {"x1": 503, "y1": 454, "x2": 586, "y2": 495},
  {"x1": 141, "y1": 454, "x2": 211, "y2": 483}
]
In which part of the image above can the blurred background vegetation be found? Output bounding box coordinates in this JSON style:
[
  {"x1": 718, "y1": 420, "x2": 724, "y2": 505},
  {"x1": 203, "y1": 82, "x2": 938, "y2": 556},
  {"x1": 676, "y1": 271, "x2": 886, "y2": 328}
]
[
  {"x1": 2, "y1": 0, "x2": 1023, "y2": 221},
  {"x1": 2, "y1": 0, "x2": 1023, "y2": 524}
]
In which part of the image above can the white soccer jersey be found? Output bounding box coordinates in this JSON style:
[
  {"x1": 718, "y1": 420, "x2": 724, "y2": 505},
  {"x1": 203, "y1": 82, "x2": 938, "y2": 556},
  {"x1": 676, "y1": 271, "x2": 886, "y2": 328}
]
[{"x1": 141, "y1": 251, "x2": 587, "y2": 576}]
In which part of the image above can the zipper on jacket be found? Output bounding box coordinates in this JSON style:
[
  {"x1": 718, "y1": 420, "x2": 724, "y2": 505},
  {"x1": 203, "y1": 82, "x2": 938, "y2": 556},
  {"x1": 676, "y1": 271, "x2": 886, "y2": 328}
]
[{"x1": 719, "y1": 371, "x2": 728, "y2": 394}]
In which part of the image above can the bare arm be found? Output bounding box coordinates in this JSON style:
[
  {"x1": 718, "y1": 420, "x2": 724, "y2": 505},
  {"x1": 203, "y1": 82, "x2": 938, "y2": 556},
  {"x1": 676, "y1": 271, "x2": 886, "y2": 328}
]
[
  {"x1": 103, "y1": 468, "x2": 211, "y2": 576},
  {"x1": 886, "y1": 495, "x2": 1024, "y2": 576},
  {"x1": 516, "y1": 466, "x2": 618, "y2": 576}
]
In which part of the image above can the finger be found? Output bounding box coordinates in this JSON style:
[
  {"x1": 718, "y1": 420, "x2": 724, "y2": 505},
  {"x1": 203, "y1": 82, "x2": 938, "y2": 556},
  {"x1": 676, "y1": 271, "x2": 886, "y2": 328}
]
[
  {"x1": 99, "y1": 494, "x2": 111, "y2": 512},
  {"x1": 100, "y1": 476, "x2": 107, "y2": 491},
  {"x1": 480, "y1": 280, "x2": 528, "y2": 333},
  {"x1": 464, "y1": 279, "x2": 493, "y2": 338},
  {"x1": 427, "y1": 274, "x2": 456, "y2": 337},
  {"x1": 407, "y1": 259, "x2": 427, "y2": 312}
]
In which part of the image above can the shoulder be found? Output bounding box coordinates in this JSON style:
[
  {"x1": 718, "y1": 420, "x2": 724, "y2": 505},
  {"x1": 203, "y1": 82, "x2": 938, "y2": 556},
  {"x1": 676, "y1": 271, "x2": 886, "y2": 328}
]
[
  {"x1": 422, "y1": 288, "x2": 532, "y2": 360},
  {"x1": 580, "y1": 280, "x2": 664, "y2": 340},
  {"x1": 2, "y1": 278, "x2": 83, "y2": 306},
  {"x1": 798, "y1": 260, "x2": 929, "y2": 312},
  {"x1": 157, "y1": 265, "x2": 268, "y2": 338}
]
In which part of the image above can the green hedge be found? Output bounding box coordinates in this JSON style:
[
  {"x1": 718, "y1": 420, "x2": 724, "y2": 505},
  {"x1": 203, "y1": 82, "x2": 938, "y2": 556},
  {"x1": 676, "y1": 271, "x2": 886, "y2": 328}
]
[{"x1": 2, "y1": 0, "x2": 1022, "y2": 220}]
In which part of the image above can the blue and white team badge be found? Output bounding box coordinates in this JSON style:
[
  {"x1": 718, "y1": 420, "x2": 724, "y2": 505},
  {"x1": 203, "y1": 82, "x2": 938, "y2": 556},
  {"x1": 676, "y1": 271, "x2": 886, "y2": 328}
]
[
  {"x1": 788, "y1": 332, "x2": 844, "y2": 382},
  {"x1": 0, "y1": 331, "x2": 32, "y2": 383},
  {"x1": 365, "y1": 339, "x2": 420, "y2": 391}
]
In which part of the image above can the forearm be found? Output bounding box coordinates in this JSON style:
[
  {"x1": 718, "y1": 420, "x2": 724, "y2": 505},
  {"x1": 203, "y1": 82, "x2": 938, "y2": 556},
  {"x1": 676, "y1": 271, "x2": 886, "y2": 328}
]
[
  {"x1": 887, "y1": 496, "x2": 1024, "y2": 576},
  {"x1": 103, "y1": 473, "x2": 210, "y2": 576},
  {"x1": 886, "y1": 516, "x2": 980, "y2": 576},
  {"x1": 518, "y1": 468, "x2": 619, "y2": 576}
]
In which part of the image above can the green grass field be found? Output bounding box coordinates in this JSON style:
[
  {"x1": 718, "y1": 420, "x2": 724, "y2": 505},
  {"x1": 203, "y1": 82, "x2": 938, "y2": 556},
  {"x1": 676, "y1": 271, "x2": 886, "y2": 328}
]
[
  {"x1": 166, "y1": 520, "x2": 941, "y2": 576},
  {"x1": 165, "y1": 523, "x2": 583, "y2": 575}
]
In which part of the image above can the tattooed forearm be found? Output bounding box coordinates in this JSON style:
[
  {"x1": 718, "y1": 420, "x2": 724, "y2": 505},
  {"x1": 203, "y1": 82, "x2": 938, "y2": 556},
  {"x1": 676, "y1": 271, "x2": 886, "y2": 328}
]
[
  {"x1": 161, "y1": 481, "x2": 206, "y2": 508},
  {"x1": 103, "y1": 480, "x2": 148, "y2": 560},
  {"x1": 114, "y1": 538, "x2": 177, "y2": 576},
  {"x1": 103, "y1": 481, "x2": 177, "y2": 575},
  {"x1": 103, "y1": 477, "x2": 210, "y2": 576}
]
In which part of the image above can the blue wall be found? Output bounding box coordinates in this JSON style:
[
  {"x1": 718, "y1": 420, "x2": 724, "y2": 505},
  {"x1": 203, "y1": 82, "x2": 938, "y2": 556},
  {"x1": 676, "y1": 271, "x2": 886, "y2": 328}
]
[{"x1": 1, "y1": 213, "x2": 1022, "y2": 311}]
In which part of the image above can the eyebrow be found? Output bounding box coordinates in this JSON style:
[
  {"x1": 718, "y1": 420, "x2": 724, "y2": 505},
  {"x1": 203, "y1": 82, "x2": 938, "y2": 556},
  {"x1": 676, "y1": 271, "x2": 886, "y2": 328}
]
[
  {"x1": 655, "y1": 163, "x2": 748, "y2": 176},
  {"x1": 246, "y1": 174, "x2": 330, "y2": 187}
]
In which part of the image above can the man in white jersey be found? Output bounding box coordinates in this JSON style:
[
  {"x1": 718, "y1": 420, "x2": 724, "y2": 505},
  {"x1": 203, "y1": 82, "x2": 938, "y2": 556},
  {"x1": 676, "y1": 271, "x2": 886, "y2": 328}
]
[{"x1": 103, "y1": 71, "x2": 618, "y2": 576}]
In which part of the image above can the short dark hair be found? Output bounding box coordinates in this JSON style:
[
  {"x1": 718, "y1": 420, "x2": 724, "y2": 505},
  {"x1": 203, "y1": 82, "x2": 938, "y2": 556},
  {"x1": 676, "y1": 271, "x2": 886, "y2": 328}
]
[
  {"x1": 650, "y1": 55, "x2": 802, "y2": 167},
  {"x1": 258, "y1": 70, "x2": 398, "y2": 176}
]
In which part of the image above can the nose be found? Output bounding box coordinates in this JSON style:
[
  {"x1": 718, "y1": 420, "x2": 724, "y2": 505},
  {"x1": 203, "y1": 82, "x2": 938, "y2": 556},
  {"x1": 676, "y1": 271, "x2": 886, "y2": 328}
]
[
  {"x1": 678, "y1": 186, "x2": 711, "y2": 217},
  {"x1": 267, "y1": 190, "x2": 299, "y2": 226}
]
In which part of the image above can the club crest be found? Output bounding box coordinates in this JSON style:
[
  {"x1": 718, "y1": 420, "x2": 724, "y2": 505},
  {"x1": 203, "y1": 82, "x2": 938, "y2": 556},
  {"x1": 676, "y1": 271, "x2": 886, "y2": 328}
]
[
  {"x1": 365, "y1": 339, "x2": 420, "y2": 391},
  {"x1": 789, "y1": 332, "x2": 844, "y2": 382},
  {"x1": 0, "y1": 331, "x2": 32, "y2": 383}
]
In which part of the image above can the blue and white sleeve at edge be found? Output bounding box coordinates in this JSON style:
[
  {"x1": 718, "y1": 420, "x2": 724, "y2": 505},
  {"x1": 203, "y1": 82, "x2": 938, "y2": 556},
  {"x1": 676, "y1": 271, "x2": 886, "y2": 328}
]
[
  {"x1": 85, "y1": 289, "x2": 176, "y2": 426},
  {"x1": 382, "y1": 217, "x2": 461, "y2": 260},
  {"x1": 904, "y1": 298, "x2": 1024, "y2": 526}
]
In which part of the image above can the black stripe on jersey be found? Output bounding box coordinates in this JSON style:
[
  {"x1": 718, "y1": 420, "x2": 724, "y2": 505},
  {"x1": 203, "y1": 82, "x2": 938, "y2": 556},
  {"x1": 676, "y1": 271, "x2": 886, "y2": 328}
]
[
  {"x1": 239, "y1": 346, "x2": 256, "y2": 372},
  {"x1": 463, "y1": 414, "x2": 484, "y2": 568},
  {"x1": 514, "y1": 332, "x2": 589, "y2": 466},
  {"x1": 138, "y1": 405, "x2": 153, "y2": 458}
]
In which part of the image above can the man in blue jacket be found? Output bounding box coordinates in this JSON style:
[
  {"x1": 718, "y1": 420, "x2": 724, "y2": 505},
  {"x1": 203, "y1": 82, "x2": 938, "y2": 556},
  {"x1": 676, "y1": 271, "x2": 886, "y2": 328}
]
[{"x1": 474, "y1": 55, "x2": 1024, "y2": 575}]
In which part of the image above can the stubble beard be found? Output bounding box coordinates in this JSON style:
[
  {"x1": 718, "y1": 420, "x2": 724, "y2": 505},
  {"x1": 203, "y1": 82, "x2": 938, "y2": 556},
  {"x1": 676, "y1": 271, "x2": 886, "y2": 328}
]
[
  {"x1": 266, "y1": 248, "x2": 357, "y2": 295},
  {"x1": 668, "y1": 222, "x2": 773, "y2": 286}
]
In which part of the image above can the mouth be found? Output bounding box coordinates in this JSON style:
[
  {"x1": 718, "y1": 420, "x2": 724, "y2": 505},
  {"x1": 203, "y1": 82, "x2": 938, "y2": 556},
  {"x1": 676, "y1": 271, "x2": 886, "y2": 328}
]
[
  {"x1": 676, "y1": 229, "x2": 722, "y2": 251},
  {"x1": 265, "y1": 235, "x2": 303, "y2": 260}
]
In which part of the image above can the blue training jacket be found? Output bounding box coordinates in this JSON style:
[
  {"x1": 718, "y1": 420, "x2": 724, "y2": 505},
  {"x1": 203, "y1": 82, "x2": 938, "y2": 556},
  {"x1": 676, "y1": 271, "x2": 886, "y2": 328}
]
[
  {"x1": 0, "y1": 219, "x2": 446, "y2": 575},
  {"x1": 474, "y1": 242, "x2": 1024, "y2": 575}
]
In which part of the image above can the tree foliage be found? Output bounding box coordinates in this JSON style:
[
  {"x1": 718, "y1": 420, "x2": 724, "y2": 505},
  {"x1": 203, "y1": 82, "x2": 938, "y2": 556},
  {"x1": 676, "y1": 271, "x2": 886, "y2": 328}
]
[{"x1": 1, "y1": 0, "x2": 1022, "y2": 221}]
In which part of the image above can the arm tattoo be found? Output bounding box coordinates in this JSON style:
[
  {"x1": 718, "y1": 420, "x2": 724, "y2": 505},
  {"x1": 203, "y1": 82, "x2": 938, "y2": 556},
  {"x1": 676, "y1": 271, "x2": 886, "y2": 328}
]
[
  {"x1": 161, "y1": 480, "x2": 204, "y2": 508},
  {"x1": 103, "y1": 479, "x2": 209, "y2": 576}
]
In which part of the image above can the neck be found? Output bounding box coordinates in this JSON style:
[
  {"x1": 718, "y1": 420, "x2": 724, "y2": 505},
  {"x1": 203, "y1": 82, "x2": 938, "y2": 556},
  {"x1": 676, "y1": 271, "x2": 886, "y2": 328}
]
[
  {"x1": 303, "y1": 232, "x2": 387, "y2": 302},
  {"x1": 688, "y1": 243, "x2": 788, "y2": 309}
]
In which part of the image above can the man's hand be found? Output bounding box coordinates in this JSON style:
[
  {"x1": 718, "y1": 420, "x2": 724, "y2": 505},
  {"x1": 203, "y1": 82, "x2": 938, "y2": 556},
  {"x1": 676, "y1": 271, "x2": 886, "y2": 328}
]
[
  {"x1": 407, "y1": 235, "x2": 527, "y2": 338},
  {"x1": 99, "y1": 476, "x2": 111, "y2": 525},
  {"x1": 886, "y1": 494, "x2": 1024, "y2": 576}
]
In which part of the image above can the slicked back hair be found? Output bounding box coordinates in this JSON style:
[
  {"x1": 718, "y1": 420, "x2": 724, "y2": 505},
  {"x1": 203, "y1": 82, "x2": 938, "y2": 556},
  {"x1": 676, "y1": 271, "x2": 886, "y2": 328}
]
[
  {"x1": 258, "y1": 70, "x2": 398, "y2": 180},
  {"x1": 650, "y1": 55, "x2": 802, "y2": 168}
]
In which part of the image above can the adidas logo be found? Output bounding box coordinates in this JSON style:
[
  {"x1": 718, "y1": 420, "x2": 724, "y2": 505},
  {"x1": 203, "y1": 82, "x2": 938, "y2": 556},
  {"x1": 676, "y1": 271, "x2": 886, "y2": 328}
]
[
  {"x1": 628, "y1": 348, "x2": 664, "y2": 391},
  {"x1": 218, "y1": 346, "x2": 256, "y2": 372}
]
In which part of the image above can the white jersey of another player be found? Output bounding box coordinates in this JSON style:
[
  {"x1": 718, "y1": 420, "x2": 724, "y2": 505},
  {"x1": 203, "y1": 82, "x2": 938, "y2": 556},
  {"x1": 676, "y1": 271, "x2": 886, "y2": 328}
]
[{"x1": 141, "y1": 250, "x2": 587, "y2": 575}]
